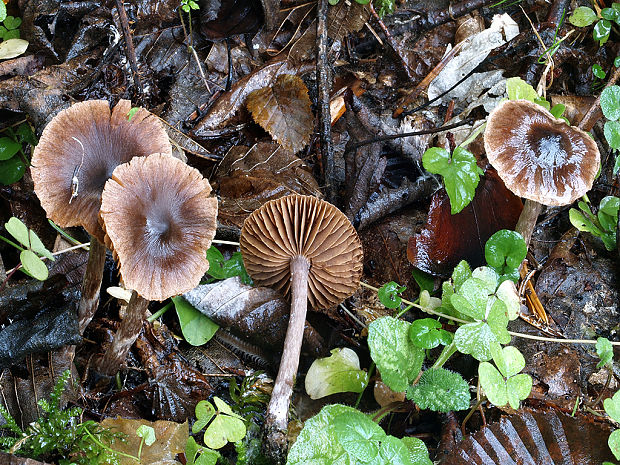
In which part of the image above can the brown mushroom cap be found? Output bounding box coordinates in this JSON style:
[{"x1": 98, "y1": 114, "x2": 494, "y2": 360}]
[
  {"x1": 31, "y1": 100, "x2": 172, "y2": 243},
  {"x1": 240, "y1": 195, "x2": 363, "y2": 309},
  {"x1": 484, "y1": 99, "x2": 600, "y2": 206},
  {"x1": 100, "y1": 154, "x2": 217, "y2": 301}
]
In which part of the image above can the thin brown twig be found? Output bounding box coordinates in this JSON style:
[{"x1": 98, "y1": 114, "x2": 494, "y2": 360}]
[{"x1": 114, "y1": 0, "x2": 143, "y2": 94}]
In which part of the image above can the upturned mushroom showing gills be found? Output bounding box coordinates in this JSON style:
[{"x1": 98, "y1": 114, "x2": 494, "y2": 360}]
[
  {"x1": 484, "y1": 99, "x2": 600, "y2": 247},
  {"x1": 240, "y1": 194, "x2": 363, "y2": 459},
  {"x1": 31, "y1": 100, "x2": 172, "y2": 334},
  {"x1": 97, "y1": 153, "x2": 217, "y2": 375}
]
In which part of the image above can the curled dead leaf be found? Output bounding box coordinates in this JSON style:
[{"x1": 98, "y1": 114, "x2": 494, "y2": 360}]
[{"x1": 246, "y1": 74, "x2": 313, "y2": 153}]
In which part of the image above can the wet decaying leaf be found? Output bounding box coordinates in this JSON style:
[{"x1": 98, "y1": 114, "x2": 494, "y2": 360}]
[
  {"x1": 408, "y1": 169, "x2": 523, "y2": 277},
  {"x1": 183, "y1": 277, "x2": 324, "y2": 356},
  {"x1": 246, "y1": 74, "x2": 313, "y2": 154},
  {"x1": 216, "y1": 142, "x2": 321, "y2": 230},
  {"x1": 192, "y1": 59, "x2": 314, "y2": 135},
  {"x1": 134, "y1": 323, "x2": 213, "y2": 422},
  {"x1": 0, "y1": 452, "x2": 51, "y2": 465},
  {"x1": 100, "y1": 418, "x2": 187, "y2": 465},
  {"x1": 440, "y1": 409, "x2": 615, "y2": 464}
]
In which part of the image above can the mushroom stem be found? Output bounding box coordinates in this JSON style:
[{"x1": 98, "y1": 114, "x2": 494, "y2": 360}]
[
  {"x1": 515, "y1": 199, "x2": 543, "y2": 249},
  {"x1": 77, "y1": 236, "x2": 106, "y2": 334},
  {"x1": 98, "y1": 290, "x2": 150, "y2": 375},
  {"x1": 263, "y1": 254, "x2": 310, "y2": 458}
]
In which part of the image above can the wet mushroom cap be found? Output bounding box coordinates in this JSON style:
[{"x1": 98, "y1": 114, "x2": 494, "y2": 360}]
[
  {"x1": 484, "y1": 99, "x2": 600, "y2": 206},
  {"x1": 240, "y1": 195, "x2": 363, "y2": 309},
  {"x1": 100, "y1": 154, "x2": 218, "y2": 301},
  {"x1": 31, "y1": 100, "x2": 172, "y2": 243}
]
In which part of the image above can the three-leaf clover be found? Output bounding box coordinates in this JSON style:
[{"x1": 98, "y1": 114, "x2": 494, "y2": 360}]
[
  {"x1": 422, "y1": 146, "x2": 483, "y2": 214},
  {"x1": 378, "y1": 281, "x2": 406, "y2": 308},
  {"x1": 408, "y1": 318, "x2": 452, "y2": 350},
  {"x1": 192, "y1": 397, "x2": 246, "y2": 450},
  {"x1": 479, "y1": 345, "x2": 532, "y2": 409},
  {"x1": 604, "y1": 391, "x2": 620, "y2": 460},
  {"x1": 3, "y1": 217, "x2": 54, "y2": 280}
]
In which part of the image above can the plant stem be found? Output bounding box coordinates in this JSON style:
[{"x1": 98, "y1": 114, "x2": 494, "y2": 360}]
[
  {"x1": 83, "y1": 426, "x2": 140, "y2": 462},
  {"x1": 432, "y1": 341, "x2": 457, "y2": 369},
  {"x1": 146, "y1": 301, "x2": 173, "y2": 323},
  {"x1": 98, "y1": 290, "x2": 150, "y2": 376},
  {"x1": 263, "y1": 254, "x2": 310, "y2": 461},
  {"x1": 78, "y1": 237, "x2": 107, "y2": 335}
]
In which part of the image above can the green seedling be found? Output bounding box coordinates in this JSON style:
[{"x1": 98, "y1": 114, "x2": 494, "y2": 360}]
[
  {"x1": 305, "y1": 348, "x2": 368, "y2": 399},
  {"x1": 378, "y1": 281, "x2": 406, "y2": 308},
  {"x1": 1, "y1": 217, "x2": 54, "y2": 281},
  {"x1": 206, "y1": 245, "x2": 252, "y2": 284},
  {"x1": 479, "y1": 345, "x2": 532, "y2": 409},
  {"x1": 0, "y1": 122, "x2": 36, "y2": 185},
  {"x1": 484, "y1": 229, "x2": 527, "y2": 283},
  {"x1": 135, "y1": 425, "x2": 156, "y2": 460},
  {"x1": 597, "y1": 337, "x2": 614, "y2": 369},
  {"x1": 180, "y1": 0, "x2": 199, "y2": 12},
  {"x1": 0, "y1": 15, "x2": 21, "y2": 40},
  {"x1": 569, "y1": 196, "x2": 620, "y2": 251},
  {"x1": 287, "y1": 404, "x2": 431, "y2": 465},
  {"x1": 408, "y1": 318, "x2": 452, "y2": 350},
  {"x1": 569, "y1": 3, "x2": 620, "y2": 46},
  {"x1": 407, "y1": 368, "x2": 470, "y2": 413},
  {"x1": 505, "y1": 77, "x2": 569, "y2": 122},
  {"x1": 422, "y1": 146, "x2": 483, "y2": 215}
]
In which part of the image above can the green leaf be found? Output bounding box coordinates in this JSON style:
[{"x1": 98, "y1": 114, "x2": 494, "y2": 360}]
[
  {"x1": 496, "y1": 280, "x2": 520, "y2": 320},
  {"x1": 15, "y1": 122, "x2": 37, "y2": 146},
  {"x1": 174, "y1": 296, "x2": 219, "y2": 346},
  {"x1": 505, "y1": 77, "x2": 538, "y2": 102},
  {"x1": 135, "y1": 425, "x2": 156, "y2": 446},
  {"x1": 0, "y1": 2, "x2": 6, "y2": 22},
  {"x1": 616, "y1": 56, "x2": 620, "y2": 68},
  {"x1": 185, "y1": 436, "x2": 200, "y2": 465},
  {"x1": 195, "y1": 449, "x2": 219, "y2": 465},
  {"x1": 601, "y1": 7, "x2": 620, "y2": 21},
  {"x1": 598, "y1": 196, "x2": 620, "y2": 232},
  {"x1": 20, "y1": 249, "x2": 48, "y2": 281},
  {"x1": 305, "y1": 348, "x2": 368, "y2": 399},
  {"x1": 471, "y1": 266, "x2": 499, "y2": 294},
  {"x1": 408, "y1": 318, "x2": 452, "y2": 349},
  {"x1": 450, "y1": 278, "x2": 489, "y2": 320},
  {"x1": 329, "y1": 0, "x2": 340, "y2": 4},
  {"x1": 593, "y1": 19, "x2": 612, "y2": 44},
  {"x1": 0, "y1": 137, "x2": 20, "y2": 161},
  {"x1": 5, "y1": 216, "x2": 30, "y2": 248},
  {"x1": 478, "y1": 362, "x2": 508, "y2": 407},
  {"x1": 422, "y1": 147, "x2": 481, "y2": 214},
  {"x1": 506, "y1": 373, "x2": 532, "y2": 409},
  {"x1": 596, "y1": 337, "x2": 614, "y2": 369},
  {"x1": 368, "y1": 316, "x2": 425, "y2": 392},
  {"x1": 609, "y1": 429, "x2": 620, "y2": 460},
  {"x1": 550, "y1": 103, "x2": 567, "y2": 118},
  {"x1": 377, "y1": 435, "x2": 414, "y2": 465},
  {"x1": 569, "y1": 6, "x2": 598, "y2": 27},
  {"x1": 491, "y1": 345, "x2": 525, "y2": 378},
  {"x1": 411, "y1": 268, "x2": 434, "y2": 294},
  {"x1": 204, "y1": 410, "x2": 246, "y2": 449},
  {"x1": 333, "y1": 412, "x2": 384, "y2": 462},
  {"x1": 454, "y1": 322, "x2": 501, "y2": 362},
  {"x1": 193, "y1": 400, "x2": 216, "y2": 433},
  {"x1": 452, "y1": 260, "x2": 471, "y2": 290},
  {"x1": 604, "y1": 391, "x2": 620, "y2": 423},
  {"x1": 0, "y1": 156, "x2": 26, "y2": 185},
  {"x1": 484, "y1": 230, "x2": 527, "y2": 282},
  {"x1": 604, "y1": 120, "x2": 620, "y2": 150},
  {"x1": 615, "y1": 155, "x2": 620, "y2": 175},
  {"x1": 206, "y1": 247, "x2": 251, "y2": 284},
  {"x1": 3, "y1": 16, "x2": 21, "y2": 30},
  {"x1": 400, "y1": 437, "x2": 432, "y2": 465},
  {"x1": 601, "y1": 86, "x2": 620, "y2": 121},
  {"x1": 127, "y1": 107, "x2": 140, "y2": 121},
  {"x1": 378, "y1": 281, "x2": 406, "y2": 308},
  {"x1": 486, "y1": 299, "x2": 511, "y2": 344},
  {"x1": 28, "y1": 229, "x2": 54, "y2": 260},
  {"x1": 406, "y1": 368, "x2": 470, "y2": 412},
  {"x1": 592, "y1": 64, "x2": 607, "y2": 80}
]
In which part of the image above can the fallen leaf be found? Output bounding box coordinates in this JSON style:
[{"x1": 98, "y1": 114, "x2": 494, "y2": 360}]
[
  {"x1": 408, "y1": 169, "x2": 522, "y2": 277},
  {"x1": 0, "y1": 39, "x2": 28, "y2": 60},
  {"x1": 246, "y1": 74, "x2": 313, "y2": 153}
]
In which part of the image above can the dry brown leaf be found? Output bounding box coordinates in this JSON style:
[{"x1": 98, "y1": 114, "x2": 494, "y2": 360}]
[
  {"x1": 99, "y1": 418, "x2": 188, "y2": 465},
  {"x1": 215, "y1": 142, "x2": 321, "y2": 229},
  {"x1": 246, "y1": 74, "x2": 313, "y2": 153}
]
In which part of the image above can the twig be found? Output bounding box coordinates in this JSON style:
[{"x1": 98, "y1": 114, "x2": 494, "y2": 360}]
[
  {"x1": 578, "y1": 65, "x2": 620, "y2": 131},
  {"x1": 317, "y1": 0, "x2": 335, "y2": 203},
  {"x1": 114, "y1": 0, "x2": 143, "y2": 94},
  {"x1": 421, "y1": 0, "x2": 498, "y2": 30}
]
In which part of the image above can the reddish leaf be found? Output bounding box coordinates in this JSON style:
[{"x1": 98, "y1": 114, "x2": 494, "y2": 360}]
[
  {"x1": 246, "y1": 74, "x2": 313, "y2": 153},
  {"x1": 408, "y1": 169, "x2": 522, "y2": 277}
]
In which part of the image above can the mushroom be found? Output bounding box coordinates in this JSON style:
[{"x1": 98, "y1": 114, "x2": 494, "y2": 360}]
[
  {"x1": 240, "y1": 194, "x2": 363, "y2": 458},
  {"x1": 484, "y1": 99, "x2": 600, "y2": 247},
  {"x1": 31, "y1": 100, "x2": 172, "y2": 334},
  {"x1": 97, "y1": 153, "x2": 217, "y2": 375}
]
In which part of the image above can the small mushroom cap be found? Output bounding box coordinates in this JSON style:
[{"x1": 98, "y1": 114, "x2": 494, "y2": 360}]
[
  {"x1": 100, "y1": 154, "x2": 218, "y2": 301},
  {"x1": 240, "y1": 195, "x2": 363, "y2": 309},
  {"x1": 31, "y1": 100, "x2": 172, "y2": 243},
  {"x1": 484, "y1": 99, "x2": 600, "y2": 206}
]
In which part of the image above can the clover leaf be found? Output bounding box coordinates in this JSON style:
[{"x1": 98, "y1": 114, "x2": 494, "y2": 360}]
[
  {"x1": 192, "y1": 397, "x2": 246, "y2": 450},
  {"x1": 601, "y1": 86, "x2": 620, "y2": 121},
  {"x1": 378, "y1": 281, "x2": 406, "y2": 308},
  {"x1": 422, "y1": 146, "x2": 482, "y2": 214},
  {"x1": 479, "y1": 345, "x2": 532, "y2": 409},
  {"x1": 484, "y1": 230, "x2": 527, "y2": 283},
  {"x1": 407, "y1": 368, "x2": 470, "y2": 413},
  {"x1": 408, "y1": 318, "x2": 452, "y2": 350},
  {"x1": 368, "y1": 316, "x2": 425, "y2": 392}
]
